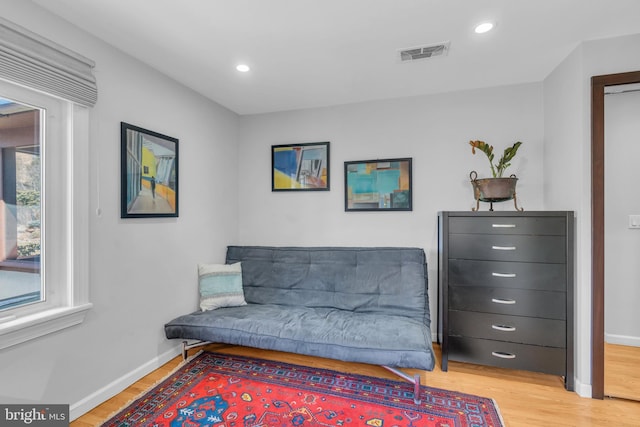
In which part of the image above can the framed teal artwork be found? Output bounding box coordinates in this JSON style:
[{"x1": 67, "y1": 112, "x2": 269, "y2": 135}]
[{"x1": 344, "y1": 158, "x2": 412, "y2": 211}]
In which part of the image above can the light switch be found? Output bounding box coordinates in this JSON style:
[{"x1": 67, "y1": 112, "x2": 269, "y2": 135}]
[{"x1": 629, "y1": 215, "x2": 640, "y2": 229}]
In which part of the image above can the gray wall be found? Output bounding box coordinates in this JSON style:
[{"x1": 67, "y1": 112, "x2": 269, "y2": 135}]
[
  {"x1": 238, "y1": 83, "x2": 545, "y2": 338},
  {"x1": 0, "y1": 0, "x2": 240, "y2": 416}
]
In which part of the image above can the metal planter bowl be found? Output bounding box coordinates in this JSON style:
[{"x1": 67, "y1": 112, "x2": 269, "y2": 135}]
[{"x1": 470, "y1": 171, "x2": 523, "y2": 211}]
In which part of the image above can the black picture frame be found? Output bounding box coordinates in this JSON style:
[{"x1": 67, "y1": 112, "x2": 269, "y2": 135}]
[
  {"x1": 272, "y1": 142, "x2": 330, "y2": 191},
  {"x1": 344, "y1": 157, "x2": 412, "y2": 211},
  {"x1": 120, "y1": 122, "x2": 179, "y2": 218}
]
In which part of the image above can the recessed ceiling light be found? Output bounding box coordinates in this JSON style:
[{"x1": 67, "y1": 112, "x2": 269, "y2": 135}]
[
  {"x1": 474, "y1": 22, "x2": 494, "y2": 34},
  {"x1": 236, "y1": 64, "x2": 250, "y2": 72}
]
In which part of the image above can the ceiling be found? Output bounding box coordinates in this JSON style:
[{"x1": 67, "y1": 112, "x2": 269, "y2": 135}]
[{"x1": 31, "y1": 0, "x2": 640, "y2": 115}]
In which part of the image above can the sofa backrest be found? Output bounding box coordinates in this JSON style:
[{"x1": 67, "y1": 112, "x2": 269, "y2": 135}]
[{"x1": 226, "y1": 246, "x2": 429, "y2": 325}]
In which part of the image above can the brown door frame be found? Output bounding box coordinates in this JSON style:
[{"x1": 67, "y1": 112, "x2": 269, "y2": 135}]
[{"x1": 591, "y1": 70, "x2": 640, "y2": 399}]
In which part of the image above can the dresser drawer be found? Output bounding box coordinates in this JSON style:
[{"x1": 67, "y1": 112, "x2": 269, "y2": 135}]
[
  {"x1": 449, "y1": 216, "x2": 566, "y2": 235},
  {"x1": 449, "y1": 286, "x2": 566, "y2": 319},
  {"x1": 449, "y1": 259, "x2": 566, "y2": 291},
  {"x1": 449, "y1": 310, "x2": 566, "y2": 347},
  {"x1": 449, "y1": 234, "x2": 565, "y2": 263},
  {"x1": 448, "y1": 336, "x2": 566, "y2": 375}
]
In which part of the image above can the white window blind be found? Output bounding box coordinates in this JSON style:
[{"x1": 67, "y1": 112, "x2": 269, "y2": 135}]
[{"x1": 0, "y1": 17, "x2": 97, "y2": 107}]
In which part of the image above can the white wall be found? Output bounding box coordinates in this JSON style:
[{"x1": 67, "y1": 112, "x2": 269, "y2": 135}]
[
  {"x1": 604, "y1": 89, "x2": 640, "y2": 346},
  {"x1": 0, "y1": 0, "x2": 240, "y2": 416},
  {"x1": 542, "y1": 45, "x2": 591, "y2": 396},
  {"x1": 543, "y1": 32, "x2": 640, "y2": 397},
  {"x1": 239, "y1": 83, "x2": 545, "y2": 337}
]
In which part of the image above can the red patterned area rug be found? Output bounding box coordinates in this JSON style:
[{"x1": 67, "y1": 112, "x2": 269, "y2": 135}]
[{"x1": 100, "y1": 351, "x2": 504, "y2": 427}]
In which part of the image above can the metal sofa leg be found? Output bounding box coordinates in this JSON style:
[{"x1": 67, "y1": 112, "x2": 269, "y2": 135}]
[
  {"x1": 381, "y1": 366, "x2": 422, "y2": 405},
  {"x1": 413, "y1": 373, "x2": 421, "y2": 405},
  {"x1": 181, "y1": 340, "x2": 211, "y2": 360}
]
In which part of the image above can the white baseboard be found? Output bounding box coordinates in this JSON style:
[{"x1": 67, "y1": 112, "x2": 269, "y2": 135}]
[
  {"x1": 573, "y1": 377, "x2": 592, "y2": 398},
  {"x1": 69, "y1": 345, "x2": 182, "y2": 421},
  {"x1": 605, "y1": 333, "x2": 640, "y2": 347}
]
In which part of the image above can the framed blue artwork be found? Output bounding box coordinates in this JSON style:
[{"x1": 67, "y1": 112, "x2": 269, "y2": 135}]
[
  {"x1": 344, "y1": 158, "x2": 412, "y2": 211},
  {"x1": 272, "y1": 142, "x2": 330, "y2": 191}
]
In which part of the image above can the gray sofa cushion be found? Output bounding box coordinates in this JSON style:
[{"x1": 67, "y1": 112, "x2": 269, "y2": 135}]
[
  {"x1": 226, "y1": 246, "x2": 430, "y2": 325},
  {"x1": 165, "y1": 246, "x2": 434, "y2": 370},
  {"x1": 164, "y1": 303, "x2": 433, "y2": 369}
]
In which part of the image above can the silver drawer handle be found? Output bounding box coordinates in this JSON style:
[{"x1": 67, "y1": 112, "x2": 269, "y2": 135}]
[
  {"x1": 492, "y1": 298, "x2": 516, "y2": 305},
  {"x1": 492, "y1": 272, "x2": 516, "y2": 278},
  {"x1": 492, "y1": 351, "x2": 516, "y2": 359},
  {"x1": 492, "y1": 324, "x2": 516, "y2": 332},
  {"x1": 492, "y1": 245, "x2": 516, "y2": 251},
  {"x1": 492, "y1": 224, "x2": 516, "y2": 228}
]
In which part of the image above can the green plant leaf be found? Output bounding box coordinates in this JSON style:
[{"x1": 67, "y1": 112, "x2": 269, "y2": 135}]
[{"x1": 494, "y1": 141, "x2": 522, "y2": 177}]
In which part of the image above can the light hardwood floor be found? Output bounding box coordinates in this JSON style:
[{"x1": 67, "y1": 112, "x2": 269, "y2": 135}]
[
  {"x1": 72, "y1": 344, "x2": 640, "y2": 427},
  {"x1": 605, "y1": 342, "x2": 640, "y2": 401}
]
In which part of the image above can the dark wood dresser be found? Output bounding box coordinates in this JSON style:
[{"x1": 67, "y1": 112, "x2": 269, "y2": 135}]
[{"x1": 438, "y1": 211, "x2": 574, "y2": 391}]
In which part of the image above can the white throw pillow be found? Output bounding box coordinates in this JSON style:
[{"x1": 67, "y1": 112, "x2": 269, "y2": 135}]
[{"x1": 198, "y1": 262, "x2": 246, "y2": 311}]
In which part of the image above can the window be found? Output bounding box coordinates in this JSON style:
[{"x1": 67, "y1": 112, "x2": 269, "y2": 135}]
[
  {"x1": 0, "y1": 17, "x2": 95, "y2": 349},
  {"x1": 0, "y1": 97, "x2": 42, "y2": 312},
  {"x1": 0, "y1": 80, "x2": 92, "y2": 350}
]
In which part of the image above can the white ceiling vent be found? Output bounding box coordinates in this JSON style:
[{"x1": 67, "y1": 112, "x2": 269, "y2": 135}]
[{"x1": 398, "y1": 42, "x2": 450, "y2": 62}]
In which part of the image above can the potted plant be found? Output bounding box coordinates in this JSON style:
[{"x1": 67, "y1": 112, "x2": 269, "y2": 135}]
[{"x1": 468, "y1": 140, "x2": 524, "y2": 211}]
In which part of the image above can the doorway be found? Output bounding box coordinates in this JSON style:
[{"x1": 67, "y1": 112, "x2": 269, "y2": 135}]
[
  {"x1": 591, "y1": 70, "x2": 640, "y2": 400},
  {"x1": 603, "y1": 83, "x2": 640, "y2": 400}
]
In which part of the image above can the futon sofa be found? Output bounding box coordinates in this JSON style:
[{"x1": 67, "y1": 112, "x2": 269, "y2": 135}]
[{"x1": 164, "y1": 246, "x2": 435, "y2": 400}]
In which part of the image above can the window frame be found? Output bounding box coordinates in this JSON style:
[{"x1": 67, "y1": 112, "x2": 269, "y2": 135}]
[{"x1": 0, "y1": 79, "x2": 91, "y2": 350}]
